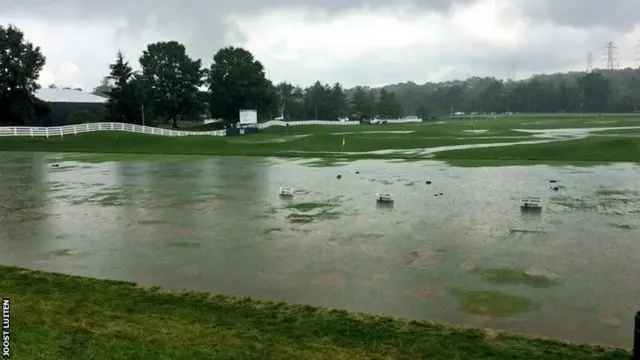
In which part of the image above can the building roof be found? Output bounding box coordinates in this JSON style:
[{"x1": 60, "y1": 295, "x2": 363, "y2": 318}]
[{"x1": 35, "y1": 88, "x2": 107, "y2": 103}]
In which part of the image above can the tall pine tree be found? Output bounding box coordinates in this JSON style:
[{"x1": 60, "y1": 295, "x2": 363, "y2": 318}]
[{"x1": 105, "y1": 51, "x2": 143, "y2": 124}]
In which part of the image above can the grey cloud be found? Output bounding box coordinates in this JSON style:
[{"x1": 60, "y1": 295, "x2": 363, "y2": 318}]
[
  {"x1": 1, "y1": 0, "x2": 480, "y2": 74},
  {"x1": 516, "y1": 0, "x2": 640, "y2": 32},
  {"x1": 3, "y1": 0, "x2": 639, "y2": 88}
]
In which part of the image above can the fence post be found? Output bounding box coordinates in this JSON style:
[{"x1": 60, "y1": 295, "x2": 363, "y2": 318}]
[
  {"x1": 45, "y1": 128, "x2": 49, "y2": 138},
  {"x1": 30, "y1": 128, "x2": 33, "y2": 137},
  {"x1": 13, "y1": 127, "x2": 17, "y2": 136},
  {"x1": 73, "y1": 125, "x2": 77, "y2": 135},
  {"x1": 634, "y1": 311, "x2": 639, "y2": 360},
  {"x1": 60, "y1": 127, "x2": 63, "y2": 137}
]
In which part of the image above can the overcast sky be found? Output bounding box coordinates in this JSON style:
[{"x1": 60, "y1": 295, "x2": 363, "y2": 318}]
[{"x1": 2, "y1": 0, "x2": 640, "y2": 90}]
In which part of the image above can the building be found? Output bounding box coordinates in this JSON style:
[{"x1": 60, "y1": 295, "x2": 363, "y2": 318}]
[{"x1": 35, "y1": 88, "x2": 107, "y2": 126}]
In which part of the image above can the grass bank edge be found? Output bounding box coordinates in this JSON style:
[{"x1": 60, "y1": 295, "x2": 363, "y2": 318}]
[{"x1": 1, "y1": 265, "x2": 630, "y2": 359}]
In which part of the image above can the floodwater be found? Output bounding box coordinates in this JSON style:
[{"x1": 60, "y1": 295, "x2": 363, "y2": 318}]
[{"x1": 1, "y1": 152, "x2": 639, "y2": 348}]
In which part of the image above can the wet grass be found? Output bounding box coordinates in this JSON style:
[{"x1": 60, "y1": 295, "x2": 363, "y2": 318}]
[
  {"x1": 435, "y1": 137, "x2": 640, "y2": 164},
  {"x1": 283, "y1": 200, "x2": 343, "y2": 224},
  {"x1": 440, "y1": 159, "x2": 614, "y2": 167},
  {"x1": 0, "y1": 129, "x2": 527, "y2": 159},
  {"x1": 168, "y1": 239, "x2": 201, "y2": 248},
  {"x1": 300, "y1": 158, "x2": 352, "y2": 167},
  {"x1": 472, "y1": 268, "x2": 558, "y2": 288},
  {"x1": 1, "y1": 265, "x2": 630, "y2": 359},
  {"x1": 285, "y1": 201, "x2": 334, "y2": 212},
  {"x1": 137, "y1": 220, "x2": 169, "y2": 225},
  {"x1": 46, "y1": 152, "x2": 212, "y2": 163},
  {"x1": 286, "y1": 210, "x2": 342, "y2": 224},
  {"x1": 452, "y1": 289, "x2": 539, "y2": 317},
  {"x1": 67, "y1": 191, "x2": 131, "y2": 207}
]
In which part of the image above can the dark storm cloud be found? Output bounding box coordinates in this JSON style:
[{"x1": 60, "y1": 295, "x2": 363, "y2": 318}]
[
  {"x1": 3, "y1": 0, "x2": 638, "y2": 88},
  {"x1": 5, "y1": 0, "x2": 638, "y2": 62},
  {"x1": 1, "y1": 0, "x2": 480, "y2": 63},
  {"x1": 4, "y1": 0, "x2": 640, "y2": 36}
]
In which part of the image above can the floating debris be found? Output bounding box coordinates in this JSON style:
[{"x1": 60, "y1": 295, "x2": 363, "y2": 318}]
[
  {"x1": 279, "y1": 187, "x2": 294, "y2": 197},
  {"x1": 376, "y1": 193, "x2": 393, "y2": 203},
  {"x1": 521, "y1": 197, "x2": 542, "y2": 211},
  {"x1": 425, "y1": 180, "x2": 432, "y2": 184},
  {"x1": 336, "y1": 174, "x2": 342, "y2": 179}
]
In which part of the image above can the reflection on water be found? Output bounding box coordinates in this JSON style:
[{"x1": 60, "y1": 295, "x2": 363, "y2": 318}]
[{"x1": 0, "y1": 152, "x2": 639, "y2": 348}]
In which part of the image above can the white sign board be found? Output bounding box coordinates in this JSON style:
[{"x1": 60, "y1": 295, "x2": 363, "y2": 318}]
[{"x1": 239, "y1": 109, "x2": 257, "y2": 125}]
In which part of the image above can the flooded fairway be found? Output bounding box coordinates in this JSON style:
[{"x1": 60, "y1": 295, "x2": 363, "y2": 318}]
[{"x1": 1, "y1": 152, "x2": 639, "y2": 348}]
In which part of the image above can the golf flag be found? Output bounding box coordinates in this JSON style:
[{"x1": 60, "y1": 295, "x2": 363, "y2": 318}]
[{"x1": 341, "y1": 137, "x2": 346, "y2": 152}]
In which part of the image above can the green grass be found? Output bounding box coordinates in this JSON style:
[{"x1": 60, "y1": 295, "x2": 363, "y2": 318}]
[
  {"x1": 0, "y1": 130, "x2": 525, "y2": 160},
  {"x1": 2, "y1": 115, "x2": 640, "y2": 163},
  {"x1": 435, "y1": 137, "x2": 640, "y2": 164},
  {"x1": 1, "y1": 265, "x2": 629, "y2": 359}
]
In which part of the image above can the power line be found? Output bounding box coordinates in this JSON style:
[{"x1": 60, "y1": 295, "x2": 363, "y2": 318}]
[
  {"x1": 586, "y1": 51, "x2": 594, "y2": 73},
  {"x1": 605, "y1": 41, "x2": 618, "y2": 70},
  {"x1": 636, "y1": 41, "x2": 640, "y2": 68}
]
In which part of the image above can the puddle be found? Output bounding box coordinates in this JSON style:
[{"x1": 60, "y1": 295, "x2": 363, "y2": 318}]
[{"x1": 0, "y1": 152, "x2": 638, "y2": 348}]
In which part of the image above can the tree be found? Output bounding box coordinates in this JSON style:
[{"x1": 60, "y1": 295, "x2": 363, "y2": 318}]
[
  {"x1": 139, "y1": 41, "x2": 203, "y2": 128},
  {"x1": 349, "y1": 86, "x2": 375, "y2": 120},
  {"x1": 328, "y1": 83, "x2": 348, "y2": 120},
  {"x1": 105, "y1": 51, "x2": 142, "y2": 124},
  {"x1": 578, "y1": 72, "x2": 611, "y2": 112},
  {"x1": 377, "y1": 88, "x2": 403, "y2": 119},
  {"x1": 207, "y1": 46, "x2": 275, "y2": 123},
  {"x1": 92, "y1": 76, "x2": 113, "y2": 97},
  {"x1": 303, "y1": 81, "x2": 332, "y2": 120},
  {"x1": 0, "y1": 24, "x2": 47, "y2": 125}
]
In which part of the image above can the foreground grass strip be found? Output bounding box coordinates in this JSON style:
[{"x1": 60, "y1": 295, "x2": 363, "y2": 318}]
[{"x1": 0, "y1": 266, "x2": 629, "y2": 359}]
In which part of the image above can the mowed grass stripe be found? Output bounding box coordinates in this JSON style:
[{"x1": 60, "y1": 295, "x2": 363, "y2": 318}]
[{"x1": 1, "y1": 266, "x2": 630, "y2": 359}]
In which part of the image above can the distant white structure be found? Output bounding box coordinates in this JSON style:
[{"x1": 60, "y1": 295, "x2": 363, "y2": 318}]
[
  {"x1": 239, "y1": 109, "x2": 258, "y2": 125},
  {"x1": 520, "y1": 197, "x2": 541, "y2": 210},
  {"x1": 376, "y1": 193, "x2": 393, "y2": 203},
  {"x1": 279, "y1": 187, "x2": 294, "y2": 197},
  {"x1": 35, "y1": 88, "x2": 107, "y2": 103}
]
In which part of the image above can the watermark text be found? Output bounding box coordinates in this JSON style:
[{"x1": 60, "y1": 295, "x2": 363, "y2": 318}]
[{"x1": 2, "y1": 299, "x2": 9, "y2": 359}]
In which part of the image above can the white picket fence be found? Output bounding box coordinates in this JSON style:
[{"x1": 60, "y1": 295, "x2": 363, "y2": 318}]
[
  {"x1": 0, "y1": 122, "x2": 227, "y2": 137},
  {"x1": 0, "y1": 118, "x2": 422, "y2": 138}
]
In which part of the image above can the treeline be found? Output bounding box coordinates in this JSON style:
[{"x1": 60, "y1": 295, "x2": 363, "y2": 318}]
[
  {"x1": 3, "y1": 22, "x2": 640, "y2": 128},
  {"x1": 99, "y1": 45, "x2": 409, "y2": 127},
  {"x1": 380, "y1": 69, "x2": 640, "y2": 115}
]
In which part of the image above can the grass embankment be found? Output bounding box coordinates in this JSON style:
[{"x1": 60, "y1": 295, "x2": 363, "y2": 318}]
[{"x1": 1, "y1": 265, "x2": 629, "y2": 359}]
